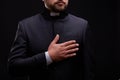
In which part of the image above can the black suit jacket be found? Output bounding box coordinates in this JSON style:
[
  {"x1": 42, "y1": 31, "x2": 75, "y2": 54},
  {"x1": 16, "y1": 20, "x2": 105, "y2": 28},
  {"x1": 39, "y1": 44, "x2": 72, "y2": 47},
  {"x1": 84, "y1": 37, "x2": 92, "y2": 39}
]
[{"x1": 8, "y1": 13, "x2": 94, "y2": 80}]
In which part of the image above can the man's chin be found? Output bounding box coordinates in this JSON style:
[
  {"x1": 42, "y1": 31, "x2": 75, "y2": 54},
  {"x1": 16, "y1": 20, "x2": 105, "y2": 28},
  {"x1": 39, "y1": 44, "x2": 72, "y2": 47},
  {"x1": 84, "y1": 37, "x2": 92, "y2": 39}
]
[
  {"x1": 49, "y1": 5, "x2": 67, "y2": 12},
  {"x1": 53, "y1": 9, "x2": 65, "y2": 13},
  {"x1": 53, "y1": 7, "x2": 66, "y2": 12}
]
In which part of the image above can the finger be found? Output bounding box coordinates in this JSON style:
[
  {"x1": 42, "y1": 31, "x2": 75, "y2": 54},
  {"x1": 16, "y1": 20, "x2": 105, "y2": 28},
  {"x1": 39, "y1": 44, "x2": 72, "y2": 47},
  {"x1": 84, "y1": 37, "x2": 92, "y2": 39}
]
[
  {"x1": 51, "y1": 34, "x2": 59, "y2": 44},
  {"x1": 65, "y1": 48, "x2": 79, "y2": 54},
  {"x1": 65, "y1": 53, "x2": 76, "y2": 58},
  {"x1": 61, "y1": 40, "x2": 76, "y2": 47},
  {"x1": 65, "y1": 43, "x2": 79, "y2": 50}
]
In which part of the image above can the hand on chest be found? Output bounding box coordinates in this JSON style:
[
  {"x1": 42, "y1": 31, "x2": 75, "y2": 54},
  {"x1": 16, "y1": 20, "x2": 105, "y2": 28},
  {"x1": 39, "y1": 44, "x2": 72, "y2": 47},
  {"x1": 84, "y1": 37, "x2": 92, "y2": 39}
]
[{"x1": 28, "y1": 20, "x2": 83, "y2": 53}]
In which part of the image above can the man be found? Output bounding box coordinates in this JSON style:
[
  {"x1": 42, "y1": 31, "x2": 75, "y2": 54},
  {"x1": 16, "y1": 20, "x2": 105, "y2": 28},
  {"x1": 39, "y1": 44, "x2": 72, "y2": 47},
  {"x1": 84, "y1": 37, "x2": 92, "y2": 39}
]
[{"x1": 8, "y1": 0, "x2": 95, "y2": 80}]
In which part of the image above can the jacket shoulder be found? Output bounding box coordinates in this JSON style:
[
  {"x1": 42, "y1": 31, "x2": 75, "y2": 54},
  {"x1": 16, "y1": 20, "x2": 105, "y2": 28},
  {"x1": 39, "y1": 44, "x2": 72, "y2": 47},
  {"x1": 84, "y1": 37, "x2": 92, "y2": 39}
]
[
  {"x1": 68, "y1": 14, "x2": 88, "y2": 24},
  {"x1": 19, "y1": 14, "x2": 42, "y2": 24}
]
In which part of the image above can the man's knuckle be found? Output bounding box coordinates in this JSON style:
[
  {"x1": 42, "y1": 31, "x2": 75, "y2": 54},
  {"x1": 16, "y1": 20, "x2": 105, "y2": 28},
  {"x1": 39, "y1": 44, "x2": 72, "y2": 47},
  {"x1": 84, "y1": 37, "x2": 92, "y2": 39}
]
[{"x1": 64, "y1": 51, "x2": 67, "y2": 54}]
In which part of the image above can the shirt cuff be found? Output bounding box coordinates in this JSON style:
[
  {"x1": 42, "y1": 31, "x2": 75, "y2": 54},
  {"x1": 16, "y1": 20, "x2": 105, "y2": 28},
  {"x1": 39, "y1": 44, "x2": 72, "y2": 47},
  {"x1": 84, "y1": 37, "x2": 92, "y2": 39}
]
[{"x1": 45, "y1": 51, "x2": 53, "y2": 65}]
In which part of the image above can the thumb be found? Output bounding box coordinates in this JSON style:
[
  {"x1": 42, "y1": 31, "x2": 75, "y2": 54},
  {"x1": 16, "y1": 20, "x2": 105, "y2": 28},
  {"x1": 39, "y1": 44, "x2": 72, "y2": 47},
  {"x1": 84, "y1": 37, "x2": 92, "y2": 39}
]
[{"x1": 52, "y1": 34, "x2": 59, "y2": 44}]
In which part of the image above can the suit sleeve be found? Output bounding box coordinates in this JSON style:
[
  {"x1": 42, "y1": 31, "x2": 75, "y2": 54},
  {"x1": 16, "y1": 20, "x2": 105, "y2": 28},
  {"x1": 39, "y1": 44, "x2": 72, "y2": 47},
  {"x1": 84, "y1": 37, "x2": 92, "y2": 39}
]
[
  {"x1": 82, "y1": 23, "x2": 95, "y2": 80},
  {"x1": 8, "y1": 22, "x2": 47, "y2": 76}
]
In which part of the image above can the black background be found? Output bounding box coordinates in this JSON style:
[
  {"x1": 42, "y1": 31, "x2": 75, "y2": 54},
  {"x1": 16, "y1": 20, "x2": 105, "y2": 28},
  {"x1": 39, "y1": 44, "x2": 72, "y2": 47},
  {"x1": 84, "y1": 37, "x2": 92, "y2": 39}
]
[{"x1": 1, "y1": 0, "x2": 119, "y2": 80}]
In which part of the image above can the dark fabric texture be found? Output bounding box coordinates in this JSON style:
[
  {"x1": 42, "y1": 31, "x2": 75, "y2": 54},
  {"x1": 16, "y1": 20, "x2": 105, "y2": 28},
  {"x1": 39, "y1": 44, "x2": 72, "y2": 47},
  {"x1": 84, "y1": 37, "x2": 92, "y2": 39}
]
[{"x1": 8, "y1": 9, "x2": 95, "y2": 80}]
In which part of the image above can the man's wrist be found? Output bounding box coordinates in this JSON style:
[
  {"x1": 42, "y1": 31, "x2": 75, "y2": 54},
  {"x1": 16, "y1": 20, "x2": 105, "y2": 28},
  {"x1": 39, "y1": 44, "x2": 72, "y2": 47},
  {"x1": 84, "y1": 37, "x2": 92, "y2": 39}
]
[{"x1": 45, "y1": 51, "x2": 53, "y2": 65}]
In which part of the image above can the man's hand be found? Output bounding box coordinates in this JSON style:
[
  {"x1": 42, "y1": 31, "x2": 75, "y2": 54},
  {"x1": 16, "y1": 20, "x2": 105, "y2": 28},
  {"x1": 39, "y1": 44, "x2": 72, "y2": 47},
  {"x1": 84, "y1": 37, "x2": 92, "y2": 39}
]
[{"x1": 48, "y1": 34, "x2": 79, "y2": 62}]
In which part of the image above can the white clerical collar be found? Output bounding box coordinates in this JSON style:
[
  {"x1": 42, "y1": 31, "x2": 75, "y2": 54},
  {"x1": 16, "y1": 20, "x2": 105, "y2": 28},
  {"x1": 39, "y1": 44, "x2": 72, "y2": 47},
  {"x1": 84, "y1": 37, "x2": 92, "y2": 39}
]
[
  {"x1": 50, "y1": 12, "x2": 60, "y2": 16},
  {"x1": 44, "y1": 4, "x2": 60, "y2": 16}
]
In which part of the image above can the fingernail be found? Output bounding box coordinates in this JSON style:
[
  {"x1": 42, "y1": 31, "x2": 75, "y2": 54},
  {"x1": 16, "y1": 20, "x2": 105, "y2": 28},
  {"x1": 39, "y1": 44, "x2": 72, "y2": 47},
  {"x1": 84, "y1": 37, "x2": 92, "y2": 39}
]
[
  {"x1": 74, "y1": 53, "x2": 76, "y2": 55},
  {"x1": 77, "y1": 48, "x2": 79, "y2": 50},
  {"x1": 73, "y1": 40, "x2": 76, "y2": 42},
  {"x1": 76, "y1": 44, "x2": 79, "y2": 46}
]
